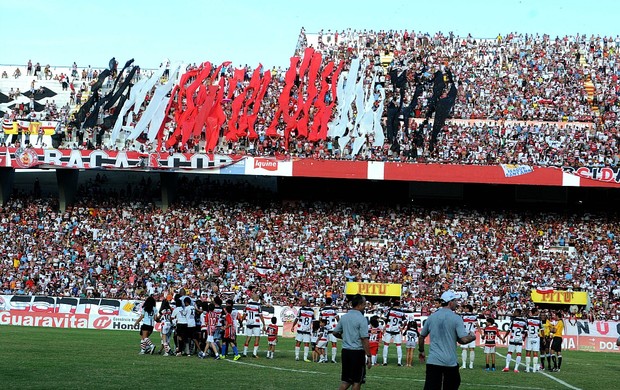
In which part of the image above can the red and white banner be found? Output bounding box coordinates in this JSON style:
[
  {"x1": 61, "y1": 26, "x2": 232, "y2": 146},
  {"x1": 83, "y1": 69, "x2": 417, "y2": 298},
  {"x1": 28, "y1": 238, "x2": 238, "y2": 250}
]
[
  {"x1": 0, "y1": 147, "x2": 243, "y2": 171},
  {"x1": 1, "y1": 146, "x2": 619, "y2": 188}
]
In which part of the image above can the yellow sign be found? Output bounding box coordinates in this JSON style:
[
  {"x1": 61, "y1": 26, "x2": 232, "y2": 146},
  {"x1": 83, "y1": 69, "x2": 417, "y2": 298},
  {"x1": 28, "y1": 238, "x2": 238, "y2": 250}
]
[
  {"x1": 531, "y1": 289, "x2": 588, "y2": 305},
  {"x1": 345, "y1": 282, "x2": 401, "y2": 297}
]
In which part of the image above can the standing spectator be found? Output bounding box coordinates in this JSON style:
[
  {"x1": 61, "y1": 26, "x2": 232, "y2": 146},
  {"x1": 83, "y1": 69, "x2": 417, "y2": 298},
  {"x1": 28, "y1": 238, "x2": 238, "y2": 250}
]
[
  {"x1": 419, "y1": 290, "x2": 475, "y2": 390},
  {"x1": 333, "y1": 294, "x2": 372, "y2": 390}
]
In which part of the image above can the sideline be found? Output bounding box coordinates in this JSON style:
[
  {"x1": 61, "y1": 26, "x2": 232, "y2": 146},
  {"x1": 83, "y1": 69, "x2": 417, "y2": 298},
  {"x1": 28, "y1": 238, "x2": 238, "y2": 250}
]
[
  {"x1": 495, "y1": 352, "x2": 582, "y2": 390},
  {"x1": 367, "y1": 374, "x2": 544, "y2": 390},
  {"x1": 222, "y1": 358, "x2": 328, "y2": 375},
  {"x1": 224, "y1": 359, "x2": 546, "y2": 389}
]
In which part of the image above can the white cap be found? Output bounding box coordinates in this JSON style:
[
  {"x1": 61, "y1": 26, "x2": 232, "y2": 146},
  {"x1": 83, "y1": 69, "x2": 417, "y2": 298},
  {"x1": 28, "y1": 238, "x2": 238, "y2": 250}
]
[{"x1": 440, "y1": 290, "x2": 459, "y2": 303}]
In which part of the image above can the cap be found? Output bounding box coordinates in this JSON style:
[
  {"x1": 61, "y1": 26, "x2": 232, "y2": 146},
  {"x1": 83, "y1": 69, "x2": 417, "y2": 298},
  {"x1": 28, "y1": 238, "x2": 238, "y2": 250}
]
[{"x1": 440, "y1": 290, "x2": 459, "y2": 303}]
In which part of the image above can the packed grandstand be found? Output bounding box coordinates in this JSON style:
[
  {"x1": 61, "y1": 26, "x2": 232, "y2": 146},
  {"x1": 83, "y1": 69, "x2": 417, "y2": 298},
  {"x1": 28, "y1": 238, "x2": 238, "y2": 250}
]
[
  {"x1": 0, "y1": 29, "x2": 619, "y2": 325},
  {"x1": 0, "y1": 29, "x2": 618, "y2": 168}
]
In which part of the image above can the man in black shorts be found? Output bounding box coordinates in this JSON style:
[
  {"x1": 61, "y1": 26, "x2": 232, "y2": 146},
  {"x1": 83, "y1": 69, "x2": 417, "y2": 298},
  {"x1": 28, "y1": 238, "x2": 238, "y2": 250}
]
[{"x1": 333, "y1": 294, "x2": 371, "y2": 390}]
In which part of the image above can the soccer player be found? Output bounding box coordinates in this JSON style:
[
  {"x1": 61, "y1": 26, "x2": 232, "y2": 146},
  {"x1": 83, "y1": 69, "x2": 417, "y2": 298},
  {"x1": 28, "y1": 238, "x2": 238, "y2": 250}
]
[
  {"x1": 171, "y1": 298, "x2": 188, "y2": 356},
  {"x1": 212, "y1": 296, "x2": 224, "y2": 351},
  {"x1": 404, "y1": 320, "x2": 419, "y2": 367},
  {"x1": 382, "y1": 300, "x2": 406, "y2": 366},
  {"x1": 315, "y1": 318, "x2": 329, "y2": 363},
  {"x1": 503, "y1": 308, "x2": 527, "y2": 372},
  {"x1": 199, "y1": 302, "x2": 221, "y2": 360},
  {"x1": 293, "y1": 298, "x2": 315, "y2": 362},
  {"x1": 460, "y1": 304, "x2": 478, "y2": 369},
  {"x1": 368, "y1": 316, "x2": 383, "y2": 366},
  {"x1": 134, "y1": 296, "x2": 158, "y2": 355},
  {"x1": 482, "y1": 318, "x2": 504, "y2": 371},
  {"x1": 266, "y1": 316, "x2": 278, "y2": 359},
  {"x1": 242, "y1": 294, "x2": 266, "y2": 358},
  {"x1": 155, "y1": 298, "x2": 173, "y2": 356},
  {"x1": 221, "y1": 305, "x2": 241, "y2": 360},
  {"x1": 184, "y1": 297, "x2": 202, "y2": 355},
  {"x1": 319, "y1": 297, "x2": 340, "y2": 363},
  {"x1": 549, "y1": 311, "x2": 564, "y2": 372},
  {"x1": 524, "y1": 307, "x2": 542, "y2": 372}
]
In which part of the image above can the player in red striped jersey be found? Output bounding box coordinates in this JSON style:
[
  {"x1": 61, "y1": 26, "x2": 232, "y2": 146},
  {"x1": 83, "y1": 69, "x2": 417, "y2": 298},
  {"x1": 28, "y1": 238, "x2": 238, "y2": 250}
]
[
  {"x1": 319, "y1": 297, "x2": 340, "y2": 363},
  {"x1": 524, "y1": 307, "x2": 542, "y2": 372},
  {"x1": 242, "y1": 294, "x2": 266, "y2": 358},
  {"x1": 503, "y1": 308, "x2": 527, "y2": 372},
  {"x1": 460, "y1": 304, "x2": 478, "y2": 369}
]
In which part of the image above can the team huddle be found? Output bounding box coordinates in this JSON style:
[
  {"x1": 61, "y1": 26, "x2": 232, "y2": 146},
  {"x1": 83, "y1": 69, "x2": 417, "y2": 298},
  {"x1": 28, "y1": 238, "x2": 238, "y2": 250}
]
[
  {"x1": 468, "y1": 307, "x2": 565, "y2": 373},
  {"x1": 134, "y1": 293, "x2": 278, "y2": 360}
]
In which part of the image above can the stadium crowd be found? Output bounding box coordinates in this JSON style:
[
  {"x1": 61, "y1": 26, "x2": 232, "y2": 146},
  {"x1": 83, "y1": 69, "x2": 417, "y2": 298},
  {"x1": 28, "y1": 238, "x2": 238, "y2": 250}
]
[
  {"x1": 0, "y1": 176, "x2": 618, "y2": 321},
  {"x1": 2, "y1": 30, "x2": 620, "y2": 168}
]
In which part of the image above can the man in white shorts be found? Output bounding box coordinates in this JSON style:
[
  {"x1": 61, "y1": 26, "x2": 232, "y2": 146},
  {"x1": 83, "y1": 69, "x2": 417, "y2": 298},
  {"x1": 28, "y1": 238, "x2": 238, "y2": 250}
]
[
  {"x1": 524, "y1": 307, "x2": 542, "y2": 372},
  {"x1": 460, "y1": 304, "x2": 478, "y2": 369},
  {"x1": 293, "y1": 298, "x2": 315, "y2": 362},
  {"x1": 319, "y1": 297, "x2": 340, "y2": 363},
  {"x1": 503, "y1": 308, "x2": 527, "y2": 372},
  {"x1": 242, "y1": 294, "x2": 266, "y2": 358},
  {"x1": 382, "y1": 300, "x2": 406, "y2": 366}
]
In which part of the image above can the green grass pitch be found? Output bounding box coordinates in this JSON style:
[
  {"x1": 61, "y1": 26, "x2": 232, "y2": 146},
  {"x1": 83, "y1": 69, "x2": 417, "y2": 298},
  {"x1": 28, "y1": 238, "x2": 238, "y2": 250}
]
[{"x1": 0, "y1": 326, "x2": 616, "y2": 389}]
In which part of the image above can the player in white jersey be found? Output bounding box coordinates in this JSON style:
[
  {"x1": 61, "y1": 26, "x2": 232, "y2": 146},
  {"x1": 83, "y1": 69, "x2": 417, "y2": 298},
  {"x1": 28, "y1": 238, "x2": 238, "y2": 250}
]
[
  {"x1": 134, "y1": 296, "x2": 158, "y2": 354},
  {"x1": 503, "y1": 308, "x2": 527, "y2": 372},
  {"x1": 460, "y1": 304, "x2": 478, "y2": 369},
  {"x1": 184, "y1": 297, "x2": 202, "y2": 355},
  {"x1": 155, "y1": 298, "x2": 173, "y2": 356},
  {"x1": 524, "y1": 307, "x2": 542, "y2": 372},
  {"x1": 319, "y1": 297, "x2": 340, "y2": 363},
  {"x1": 382, "y1": 300, "x2": 406, "y2": 366},
  {"x1": 242, "y1": 294, "x2": 266, "y2": 358},
  {"x1": 292, "y1": 298, "x2": 315, "y2": 362},
  {"x1": 171, "y1": 298, "x2": 187, "y2": 355}
]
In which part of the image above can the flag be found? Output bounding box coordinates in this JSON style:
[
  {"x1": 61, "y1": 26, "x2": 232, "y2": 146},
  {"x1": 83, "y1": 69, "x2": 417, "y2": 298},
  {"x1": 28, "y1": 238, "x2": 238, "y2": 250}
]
[
  {"x1": 255, "y1": 266, "x2": 273, "y2": 278},
  {"x1": 536, "y1": 286, "x2": 554, "y2": 294}
]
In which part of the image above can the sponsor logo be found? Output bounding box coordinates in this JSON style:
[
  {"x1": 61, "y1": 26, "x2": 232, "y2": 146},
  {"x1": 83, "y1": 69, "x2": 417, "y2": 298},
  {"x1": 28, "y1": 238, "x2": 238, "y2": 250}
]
[
  {"x1": 93, "y1": 316, "x2": 112, "y2": 329},
  {"x1": 254, "y1": 158, "x2": 278, "y2": 171},
  {"x1": 0, "y1": 311, "x2": 88, "y2": 328},
  {"x1": 113, "y1": 321, "x2": 140, "y2": 330}
]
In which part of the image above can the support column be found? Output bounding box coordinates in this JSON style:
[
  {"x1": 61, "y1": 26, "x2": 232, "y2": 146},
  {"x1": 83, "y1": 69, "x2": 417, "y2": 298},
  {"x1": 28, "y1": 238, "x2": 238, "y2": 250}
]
[
  {"x1": 160, "y1": 172, "x2": 178, "y2": 211},
  {"x1": 56, "y1": 169, "x2": 79, "y2": 212},
  {"x1": 0, "y1": 168, "x2": 15, "y2": 205}
]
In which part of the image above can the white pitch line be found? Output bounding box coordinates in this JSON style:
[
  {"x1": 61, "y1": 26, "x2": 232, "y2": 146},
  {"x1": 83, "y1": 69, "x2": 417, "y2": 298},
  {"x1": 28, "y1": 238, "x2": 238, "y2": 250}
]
[
  {"x1": 368, "y1": 374, "x2": 544, "y2": 389},
  {"x1": 495, "y1": 352, "x2": 582, "y2": 390},
  {"x1": 221, "y1": 358, "x2": 328, "y2": 375}
]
